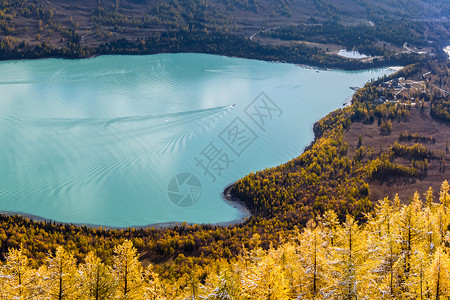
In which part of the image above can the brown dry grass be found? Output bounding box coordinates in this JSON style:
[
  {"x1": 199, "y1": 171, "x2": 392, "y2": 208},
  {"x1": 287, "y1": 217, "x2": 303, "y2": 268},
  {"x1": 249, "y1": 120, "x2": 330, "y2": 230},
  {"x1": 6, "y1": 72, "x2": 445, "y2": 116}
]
[{"x1": 344, "y1": 106, "x2": 450, "y2": 203}]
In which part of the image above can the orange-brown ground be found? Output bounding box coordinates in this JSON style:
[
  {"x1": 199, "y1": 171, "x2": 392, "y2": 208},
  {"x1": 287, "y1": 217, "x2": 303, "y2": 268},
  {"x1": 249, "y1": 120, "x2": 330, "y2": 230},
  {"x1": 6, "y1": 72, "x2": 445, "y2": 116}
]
[{"x1": 344, "y1": 106, "x2": 450, "y2": 203}]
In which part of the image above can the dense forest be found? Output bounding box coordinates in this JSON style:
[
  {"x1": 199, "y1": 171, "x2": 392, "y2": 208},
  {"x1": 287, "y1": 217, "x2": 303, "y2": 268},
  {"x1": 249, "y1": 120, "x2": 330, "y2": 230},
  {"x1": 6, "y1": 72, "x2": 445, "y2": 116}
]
[{"x1": 1, "y1": 182, "x2": 449, "y2": 298}]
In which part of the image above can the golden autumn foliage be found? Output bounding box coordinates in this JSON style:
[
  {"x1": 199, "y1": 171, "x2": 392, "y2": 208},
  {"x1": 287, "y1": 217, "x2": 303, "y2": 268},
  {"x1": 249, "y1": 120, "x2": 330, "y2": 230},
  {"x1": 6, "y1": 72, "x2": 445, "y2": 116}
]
[
  {"x1": 0, "y1": 180, "x2": 449, "y2": 299},
  {"x1": 0, "y1": 63, "x2": 448, "y2": 298}
]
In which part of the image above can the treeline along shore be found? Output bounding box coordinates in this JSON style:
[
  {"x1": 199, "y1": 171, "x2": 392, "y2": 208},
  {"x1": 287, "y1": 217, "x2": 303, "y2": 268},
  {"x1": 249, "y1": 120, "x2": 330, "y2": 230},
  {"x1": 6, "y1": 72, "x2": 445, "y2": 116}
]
[{"x1": 0, "y1": 30, "x2": 428, "y2": 70}]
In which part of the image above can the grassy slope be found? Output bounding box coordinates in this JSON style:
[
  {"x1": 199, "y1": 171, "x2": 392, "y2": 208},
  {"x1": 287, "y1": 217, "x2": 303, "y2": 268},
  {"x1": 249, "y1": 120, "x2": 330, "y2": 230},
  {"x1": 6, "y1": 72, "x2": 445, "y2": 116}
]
[{"x1": 345, "y1": 105, "x2": 450, "y2": 203}]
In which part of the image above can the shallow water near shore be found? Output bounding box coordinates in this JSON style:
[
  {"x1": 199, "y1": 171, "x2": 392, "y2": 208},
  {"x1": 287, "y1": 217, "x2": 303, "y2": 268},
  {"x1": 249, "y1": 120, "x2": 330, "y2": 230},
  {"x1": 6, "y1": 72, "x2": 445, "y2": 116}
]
[{"x1": 0, "y1": 53, "x2": 394, "y2": 227}]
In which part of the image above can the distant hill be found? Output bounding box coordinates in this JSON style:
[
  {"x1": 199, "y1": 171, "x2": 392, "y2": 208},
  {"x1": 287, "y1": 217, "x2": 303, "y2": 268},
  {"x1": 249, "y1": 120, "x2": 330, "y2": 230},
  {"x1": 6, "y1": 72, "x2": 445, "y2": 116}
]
[
  {"x1": 0, "y1": 0, "x2": 447, "y2": 66},
  {"x1": 0, "y1": 0, "x2": 448, "y2": 48}
]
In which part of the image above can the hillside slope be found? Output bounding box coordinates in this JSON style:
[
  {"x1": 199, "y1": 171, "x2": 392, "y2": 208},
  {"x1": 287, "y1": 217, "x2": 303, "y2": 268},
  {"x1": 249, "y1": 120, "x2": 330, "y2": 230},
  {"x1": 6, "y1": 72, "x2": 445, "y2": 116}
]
[{"x1": 0, "y1": 0, "x2": 448, "y2": 49}]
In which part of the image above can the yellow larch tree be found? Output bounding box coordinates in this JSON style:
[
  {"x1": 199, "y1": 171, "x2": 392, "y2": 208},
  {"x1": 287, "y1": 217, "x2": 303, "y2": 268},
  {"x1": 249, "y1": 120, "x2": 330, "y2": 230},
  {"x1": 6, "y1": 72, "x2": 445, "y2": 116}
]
[
  {"x1": 43, "y1": 246, "x2": 80, "y2": 300},
  {"x1": 394, "y1": 192, "x2": 426, "y2": 294},
  {"x1": 433, "y1": 181, "x2": 450, "y2": 245},
  {"x1": 425, "y1": 246, "x2": 450, "y2": 299},
  {"x1": 79, "y1": 251, "x2": 115, "y2": 300},
  {"x1": 439, "y1": 180, "x2": 449, "y2": 213},
  {"x1": 143, "y1": 264, "x2": 166, "y2": 300},
  {"x1": 202, "y1": 259, "x2": 241, "y2": 300},
  {"x1": 425, "y1": 187, "x2": 435, "y2": 210},
  {"x1": 366, "y1": 197, "x2": 402, "y2": 298},
  {"x1": 320, "y1": 210, "x2": 340, "y2": 247},
  {"x1": 0, "y1": 245, "x2": 43, "y2": 299},
  {"x1": 112, "y1": 240, "x2": 145, "y2": 299},
  {"x1": 403, "y1": 249, "x2": 431, "y2": 299},
  {"x1": 239, "y1": 246, "x2": 290, "y2": 299},
  {"x1": 326, "y1": 215, "x2": 374, "y2": 299},
  {"x1": 295, "y1": 220, "x2": 329, "y2": 298}
]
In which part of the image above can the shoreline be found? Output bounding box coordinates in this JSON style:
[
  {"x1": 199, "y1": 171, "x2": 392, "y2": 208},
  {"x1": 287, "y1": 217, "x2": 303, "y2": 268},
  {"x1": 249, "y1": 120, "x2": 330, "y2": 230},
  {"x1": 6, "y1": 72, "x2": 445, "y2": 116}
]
[
  {"x1": 0, "y1": 183, "x2": 251, "y2": 230},
  {"x1": 221, "y1": 183, "x2": 252, "y2": 225},
  {"x1": 0, "y1": 56, "x2": 400, "y2": 231},
  {"x1": 0, "y1": 48, "x2": 408, "y2": 72},
  {"x1": 0, "y1": 51, "x2": 337, "y2": 70}
]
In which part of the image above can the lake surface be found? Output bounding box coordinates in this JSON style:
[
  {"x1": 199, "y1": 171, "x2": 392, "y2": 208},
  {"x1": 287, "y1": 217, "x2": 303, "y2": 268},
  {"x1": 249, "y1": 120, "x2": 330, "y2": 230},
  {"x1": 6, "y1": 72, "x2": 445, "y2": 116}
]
[
  {"x1": 0, "y1": 54, "x2": 394, "y2": 227},
  {"x1": 338, "y1": 50, "x2": 369, "y2": 59}
]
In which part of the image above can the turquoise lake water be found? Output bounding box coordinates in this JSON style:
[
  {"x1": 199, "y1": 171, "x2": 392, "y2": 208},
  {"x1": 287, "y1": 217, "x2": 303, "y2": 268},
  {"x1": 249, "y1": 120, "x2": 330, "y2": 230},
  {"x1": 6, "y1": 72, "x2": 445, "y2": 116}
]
[{"x1": 0, "y1": 53, "x2": 394, "y2": 227}]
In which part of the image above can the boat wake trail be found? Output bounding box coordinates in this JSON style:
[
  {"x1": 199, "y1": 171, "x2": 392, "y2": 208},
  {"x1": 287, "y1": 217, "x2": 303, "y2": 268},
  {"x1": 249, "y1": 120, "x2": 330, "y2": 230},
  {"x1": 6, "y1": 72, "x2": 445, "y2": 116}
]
[
  {"x1": 0, "y1": 105, "x2": 233, "y2": 129},
  {"x1": 103, "y1": 105, "x2": 232, "y2": 128},
  {"x1": 0, "y1": 104, "x2": 235, "y2": 200}
]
